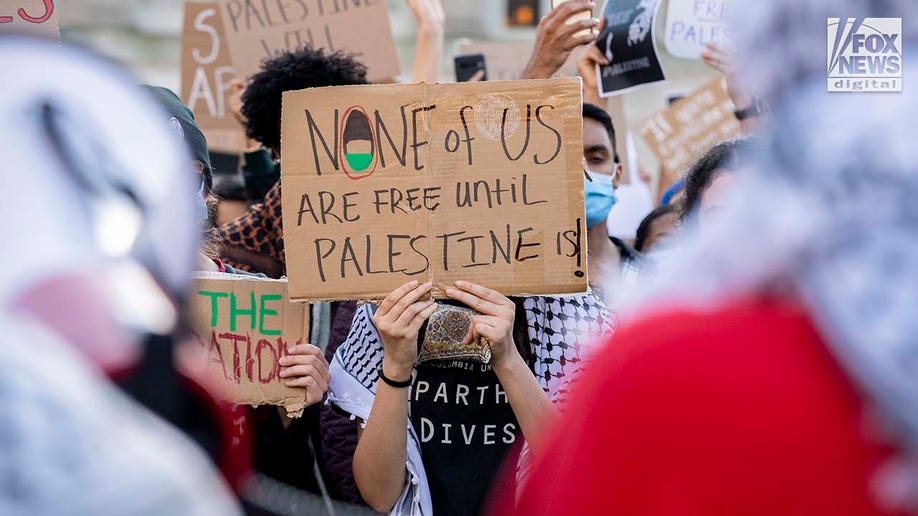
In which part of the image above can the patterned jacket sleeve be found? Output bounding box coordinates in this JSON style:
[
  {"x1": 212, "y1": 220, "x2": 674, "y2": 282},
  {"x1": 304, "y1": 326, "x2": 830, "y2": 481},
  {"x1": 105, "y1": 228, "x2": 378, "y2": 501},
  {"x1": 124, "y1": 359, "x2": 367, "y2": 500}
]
[{"x1": 216, "y1": 183, "x2": 286, "y2": 278}]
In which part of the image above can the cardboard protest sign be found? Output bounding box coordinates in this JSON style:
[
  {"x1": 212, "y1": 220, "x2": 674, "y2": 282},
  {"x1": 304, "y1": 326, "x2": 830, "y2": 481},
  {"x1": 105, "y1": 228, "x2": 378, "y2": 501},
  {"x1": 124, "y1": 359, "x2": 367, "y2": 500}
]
[
  {"x1": 181, "y1": 2, "x2": 247, "y2": 153},
  {"x1": 280, "y1": 79, "x2": 586, "y2": 302},
  {"x1": 216, "y1": 0, "x2": 399, "y2": 82},
  {"x1": 188, "y1": 274, "x2": 310, "y2": 417},
  {"x1": 595, "y1": 0, "x2": 665, "y2": 97},
  {"x1": 0, "y1": 0, "x2": 60, "y2": 38},
  {"x1": 638, "y1": 76, "x2": 741, "y2": 192},
  {"x1": 663, "y1": 0, "x2": 733, "y2": 59},
  {"x1": 456, "y1": 40, "x2": 583, "y2": 81}
]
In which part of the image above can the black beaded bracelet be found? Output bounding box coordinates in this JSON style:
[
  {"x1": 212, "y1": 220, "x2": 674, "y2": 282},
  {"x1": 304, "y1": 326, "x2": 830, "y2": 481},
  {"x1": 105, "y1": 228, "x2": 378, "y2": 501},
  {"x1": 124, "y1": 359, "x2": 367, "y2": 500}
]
[{"x1": 378, "y1": 364, "x2": 412, "y2": 388}]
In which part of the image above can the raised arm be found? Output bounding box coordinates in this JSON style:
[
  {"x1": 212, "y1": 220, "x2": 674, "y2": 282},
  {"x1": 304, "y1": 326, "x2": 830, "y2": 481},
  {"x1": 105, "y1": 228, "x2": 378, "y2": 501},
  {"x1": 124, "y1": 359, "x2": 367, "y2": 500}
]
[
  {"x1": 407, "y1": 0, "x2": 445, "y2": 83},
  {"x1": 446, "y1": 281, "x2": 559, "y2": 454},
  {"x1": 352, "y1": 281, "x2": 437, "y2": 513},
  {"x1": 522, "y1": 1, "x2": 599, "y2": 80}
]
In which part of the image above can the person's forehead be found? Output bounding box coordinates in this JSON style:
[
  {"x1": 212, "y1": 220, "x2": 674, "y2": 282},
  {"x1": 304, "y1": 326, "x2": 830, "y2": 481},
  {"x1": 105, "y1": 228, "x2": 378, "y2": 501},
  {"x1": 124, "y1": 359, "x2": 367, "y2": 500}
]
[{"x1": 582, "y1": 118, "x2": 612, "y2": 147}]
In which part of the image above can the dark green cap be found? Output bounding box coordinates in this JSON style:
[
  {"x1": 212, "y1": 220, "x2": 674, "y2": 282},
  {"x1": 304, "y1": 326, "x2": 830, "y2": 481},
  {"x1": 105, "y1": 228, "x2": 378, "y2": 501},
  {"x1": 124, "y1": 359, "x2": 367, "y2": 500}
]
[{"x1": 144, "y1": 85, "x2": 213, "y2": 194}]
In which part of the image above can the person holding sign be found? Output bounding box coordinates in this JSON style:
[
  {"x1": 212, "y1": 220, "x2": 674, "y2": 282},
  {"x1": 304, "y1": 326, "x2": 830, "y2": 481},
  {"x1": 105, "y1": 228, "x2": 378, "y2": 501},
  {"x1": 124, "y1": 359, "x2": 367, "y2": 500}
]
[
  {"x1": 217, "y1": 47, "x2": 370, "y2": 277},
  {"x1": 330, "y1": 281, "x2": 613, "y2": 515},
  {"x1": 582, "y1": 103, "x2": 643, "y2": 307}
]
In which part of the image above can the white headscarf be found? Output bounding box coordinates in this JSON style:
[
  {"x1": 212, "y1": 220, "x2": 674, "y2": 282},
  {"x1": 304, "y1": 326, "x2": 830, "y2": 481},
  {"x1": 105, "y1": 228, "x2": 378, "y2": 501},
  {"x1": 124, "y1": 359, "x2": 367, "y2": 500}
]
[{"x1": 625, "y1": 0, "x2": 918, "y2": 483}]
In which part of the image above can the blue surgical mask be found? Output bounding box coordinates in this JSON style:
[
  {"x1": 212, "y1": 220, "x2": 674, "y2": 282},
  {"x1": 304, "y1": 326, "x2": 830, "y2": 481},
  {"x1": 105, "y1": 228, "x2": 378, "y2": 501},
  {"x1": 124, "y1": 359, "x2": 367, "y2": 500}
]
[{"x1": 584, "y1": 172, "x2": 616, "y2": 229}]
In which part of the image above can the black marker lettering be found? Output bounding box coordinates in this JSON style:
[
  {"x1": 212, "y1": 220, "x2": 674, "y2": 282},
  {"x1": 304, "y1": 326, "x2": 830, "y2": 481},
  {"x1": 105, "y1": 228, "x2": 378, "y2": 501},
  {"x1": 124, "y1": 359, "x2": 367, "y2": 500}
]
[
  {"x1": 314, "y1": 238, "x2": 336, "y2": 282},
  {"x1": 522, "y1": 174, "x2": 548, "y2": 205},
  {"x1": 501, "y1": 104, "x2": 531, "y2": 161},
  {"x1": 515, "y1": 227, "x2": 540, "y2": 262},
  {"x1": 305, "y1": 108, "x2": 339, "y2": 175},
  {"x1": 375, "y1": 105, "x2": 408, "y2": 168},
  {"x1": 436, "y1": 231, "x2": 465, "y2": 271},
  {"x1": 534, "y1": 105, "x2": 562, "y2": 165}
]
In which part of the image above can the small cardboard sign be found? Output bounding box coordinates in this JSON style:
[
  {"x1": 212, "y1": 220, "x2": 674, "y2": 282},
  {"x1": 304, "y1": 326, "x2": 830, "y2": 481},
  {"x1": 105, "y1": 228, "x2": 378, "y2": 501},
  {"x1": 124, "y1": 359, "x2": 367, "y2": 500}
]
[
  {"x1": 663, "y1": 0, "x2": 733, "y2": 59},
  {"x1": 280, "y1": 79, "x2": 587, "y2": 302},
  {"x1": 181, "y1": 2, "x2": 247, "y2": 153},
  {"x1": 188, "y1": 273, "x2": 309, "y2": 417},
  {"x1": 216, "y1": 0, "x2": 399, "y2": 82},
  {"x1": 638, "y1": 76, "x2": 741, "y2": 192},
  {"x1": 595, "y1": 0, "x2": 666, "y2": 97},
  {"x1": 0, "y1": 0, "x2": 60, "y2": 38},
  {"x1": 455, "y1": 40, "x2": 583, "y2": 81}
]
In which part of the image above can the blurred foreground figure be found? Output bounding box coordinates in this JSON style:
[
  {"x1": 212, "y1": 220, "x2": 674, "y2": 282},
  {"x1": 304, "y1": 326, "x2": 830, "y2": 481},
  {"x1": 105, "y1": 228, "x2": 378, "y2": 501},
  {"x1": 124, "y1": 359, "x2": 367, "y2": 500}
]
[
  {"x1": 0, "y1": 37, "x2": 239, "y2": 514},
  {"x1": 512, "y1": 1, "x2": 918, "y2": 514}
]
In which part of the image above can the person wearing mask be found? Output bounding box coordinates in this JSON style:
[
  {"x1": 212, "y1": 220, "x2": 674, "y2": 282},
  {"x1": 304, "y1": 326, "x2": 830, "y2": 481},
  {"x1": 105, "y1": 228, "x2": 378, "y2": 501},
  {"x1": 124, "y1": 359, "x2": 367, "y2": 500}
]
[
  {"x1": 583, "y1": 103, "x2": 643, "y2": 307},
  {"x1": 509, "y1": 1, "x2": 918, "y2": 514},
  {"x1": 144, "y1": 84, "x2": 334, "y2": 499}
]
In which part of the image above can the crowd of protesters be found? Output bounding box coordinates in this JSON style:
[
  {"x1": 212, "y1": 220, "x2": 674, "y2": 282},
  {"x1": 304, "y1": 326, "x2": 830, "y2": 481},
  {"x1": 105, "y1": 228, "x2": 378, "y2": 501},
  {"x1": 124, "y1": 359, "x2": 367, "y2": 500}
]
[{"x1": 2, "y1": 0, "x2": 917, "y2": 515}]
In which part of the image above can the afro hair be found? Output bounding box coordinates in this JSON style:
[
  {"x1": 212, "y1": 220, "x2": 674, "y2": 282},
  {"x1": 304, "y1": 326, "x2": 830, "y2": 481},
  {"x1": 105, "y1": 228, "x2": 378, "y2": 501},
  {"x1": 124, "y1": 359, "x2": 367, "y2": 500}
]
[{"x1": 241, "y1": 46, "x2": 369, "y2": 153}]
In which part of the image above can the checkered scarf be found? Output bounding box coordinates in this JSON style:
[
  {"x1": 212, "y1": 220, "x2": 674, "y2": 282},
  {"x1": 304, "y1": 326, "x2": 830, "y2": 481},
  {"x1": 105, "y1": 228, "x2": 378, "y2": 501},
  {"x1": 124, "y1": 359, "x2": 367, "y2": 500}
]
[{"x1": 335, "y1": 294, "x2": 615, "y2": 406}]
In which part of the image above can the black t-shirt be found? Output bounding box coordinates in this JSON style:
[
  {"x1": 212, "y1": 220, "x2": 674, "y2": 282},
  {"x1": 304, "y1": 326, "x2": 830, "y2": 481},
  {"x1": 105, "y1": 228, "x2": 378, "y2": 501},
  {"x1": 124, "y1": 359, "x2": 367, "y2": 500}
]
[{"x1": 409, "y1": 360, "x2": 521, "y2": 516}]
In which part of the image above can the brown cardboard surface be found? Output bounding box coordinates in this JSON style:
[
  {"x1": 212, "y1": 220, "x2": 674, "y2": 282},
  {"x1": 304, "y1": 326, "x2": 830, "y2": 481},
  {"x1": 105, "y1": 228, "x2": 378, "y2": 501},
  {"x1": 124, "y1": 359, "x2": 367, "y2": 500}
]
[
  {"x1": 456, "y1": 40, "x2": 583, "y2": 81},
  {"x1": 216, "y1": 0, "x2": 399, "y2": 83},
  {"x1": 0, "y1": 0, "x2": 59, "y2": 38},
  {"x1": 281, "y1": 79, "x2": 587, "y2": 302},
  {"x1": 181, "y1": 2, "x2": 247, "y2": 153},
  {"x1": 189, "y1": 274, "x2": 309, "y2": 417},
  {"x1": 638, "y1": 76, "x2": 741, "y2": 193}
]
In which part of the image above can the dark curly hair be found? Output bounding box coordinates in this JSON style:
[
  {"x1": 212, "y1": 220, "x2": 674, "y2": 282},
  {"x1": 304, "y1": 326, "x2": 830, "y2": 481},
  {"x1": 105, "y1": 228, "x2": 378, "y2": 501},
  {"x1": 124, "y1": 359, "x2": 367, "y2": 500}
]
[
  {"x1": 241, "y1": 47, "x2": 369, "y2": 153},
  {"x1": 680, "y1": 138, "x2": 753, "y2": 221},
  {"x1": 634, "y1": 203, "x2": 678, "y2": 253}
]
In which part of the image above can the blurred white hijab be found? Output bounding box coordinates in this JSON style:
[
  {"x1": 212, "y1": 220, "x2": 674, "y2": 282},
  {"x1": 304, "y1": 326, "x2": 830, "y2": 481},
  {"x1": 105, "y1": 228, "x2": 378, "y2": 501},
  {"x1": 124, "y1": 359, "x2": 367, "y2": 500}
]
[{"x1": 623, "y1": 0, "x2": 918, "y2": 499}]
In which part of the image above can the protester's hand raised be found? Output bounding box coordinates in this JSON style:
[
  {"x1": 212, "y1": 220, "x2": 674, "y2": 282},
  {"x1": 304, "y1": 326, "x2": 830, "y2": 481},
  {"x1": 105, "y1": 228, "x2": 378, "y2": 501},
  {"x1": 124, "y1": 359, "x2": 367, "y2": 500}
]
[
  {"x1": 373, "y1": 281, "x2": 437, "y2": 380},
  {"x1": 279, "y1": 344, "x2": 331, "y2": 406},
  {"x1": 227, "y1": 78, "x2": 247, "y2": 124},
  {"x1": 523, "y1": 1, "x2": 599, "y2": 80},
  {"x1": 701, "y1": 42, "x2": 751, "y2": 109},
  {"x1": 445, "y1": 281, "x2": 518, "y2": 370},
  {"x1": 576, "y1": 40, "x2": 608, "y2": 106},
  {"x1": 406, "y1": 0, "x2": 444, "y2": 34}
]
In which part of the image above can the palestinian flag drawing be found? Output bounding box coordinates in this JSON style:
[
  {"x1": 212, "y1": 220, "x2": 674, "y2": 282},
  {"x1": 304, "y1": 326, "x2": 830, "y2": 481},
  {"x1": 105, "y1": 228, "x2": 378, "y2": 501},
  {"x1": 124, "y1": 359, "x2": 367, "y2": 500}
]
[{"x1": 339, "y1": 106, "x2": 377, "y2": 179}]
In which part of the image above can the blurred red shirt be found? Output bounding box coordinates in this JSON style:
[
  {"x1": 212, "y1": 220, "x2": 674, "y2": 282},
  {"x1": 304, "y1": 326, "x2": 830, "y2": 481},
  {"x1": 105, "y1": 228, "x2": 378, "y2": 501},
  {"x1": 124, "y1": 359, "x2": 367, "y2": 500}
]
[{"x1": 507, "y1": 296, "x2": 908, "y2": 516}]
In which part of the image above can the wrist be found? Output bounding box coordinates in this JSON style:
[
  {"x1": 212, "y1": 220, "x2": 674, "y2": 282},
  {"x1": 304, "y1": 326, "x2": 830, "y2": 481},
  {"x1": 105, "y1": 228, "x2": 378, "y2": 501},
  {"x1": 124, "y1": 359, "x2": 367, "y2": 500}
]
[
  {"x1": 523, "y1": 63, "x2": 552, "y2": 80},
  {"x1": 417, "y1": 20, "x2": 444, "y2": 38},
  {"x1": 382, "y1": 358, "x2": 414, "y2": 382},
  {"x1": 491, "y1": 346, "x2": 525, "y2": 376}
]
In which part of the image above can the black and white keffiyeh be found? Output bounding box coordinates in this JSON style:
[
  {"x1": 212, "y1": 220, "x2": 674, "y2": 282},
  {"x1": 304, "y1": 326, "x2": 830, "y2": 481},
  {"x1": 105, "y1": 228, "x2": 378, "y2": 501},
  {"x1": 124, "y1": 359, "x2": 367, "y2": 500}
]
[
  {"x1": 335, "y1": 294, "x2": 614, "y2": 405},
  {"x1": 328, "y1": 293, "x2": 614, "y2": 515}
]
